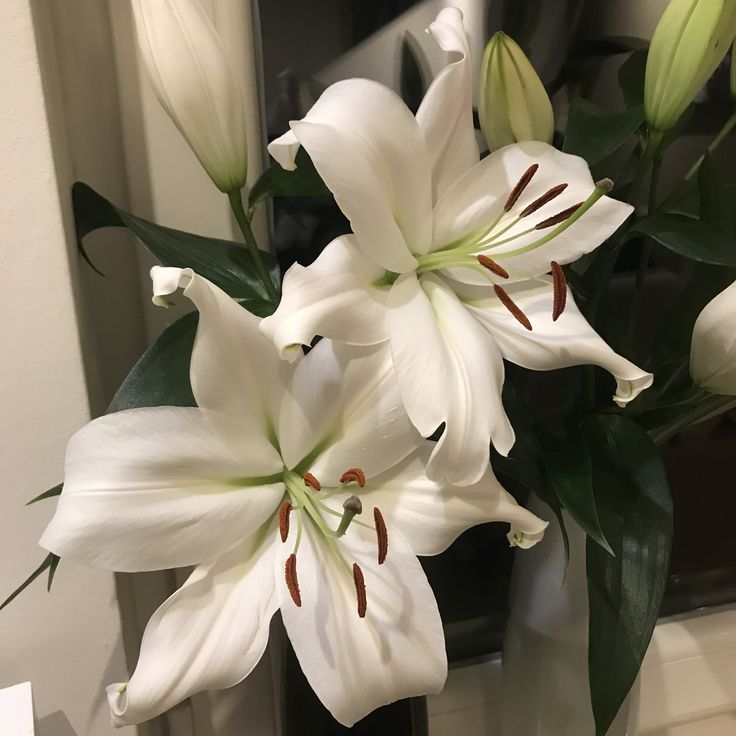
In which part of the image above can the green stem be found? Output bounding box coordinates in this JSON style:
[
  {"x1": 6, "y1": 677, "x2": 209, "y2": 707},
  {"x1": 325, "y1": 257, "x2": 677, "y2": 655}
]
[
  {"x1": 227, "y1": 190, "x2": 278, "y2": 303},
  {"x1": 684, "y1": 110, "x2": 736, "y2": 181}
]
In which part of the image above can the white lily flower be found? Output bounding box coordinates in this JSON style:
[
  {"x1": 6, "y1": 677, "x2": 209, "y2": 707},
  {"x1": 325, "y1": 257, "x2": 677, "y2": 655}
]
[
  {"x1": 260, "y1": 8, "x2": 653, "y2": 486},
  {"x1": 131, "y1": 0, "x2": 249, "y2": 192},
  {"x1": 690, "y1": 281, "x2": 736, "y2": 394},
  {"x1": 40, "y1": 266, "x2": 546, "y2": 727}
]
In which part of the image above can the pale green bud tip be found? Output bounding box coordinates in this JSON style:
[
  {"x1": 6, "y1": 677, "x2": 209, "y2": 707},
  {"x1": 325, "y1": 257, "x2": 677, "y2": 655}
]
[{"x1": 116, "y1": 684, "x2": 128, "y2": 695}]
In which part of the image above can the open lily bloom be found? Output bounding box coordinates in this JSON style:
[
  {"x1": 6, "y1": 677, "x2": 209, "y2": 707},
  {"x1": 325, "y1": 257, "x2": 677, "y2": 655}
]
[
  {"x1": 40, "y1": 266, "x2": 547, "y2": 727},
  {"x1": 261, "y1": 7, "x2": 653, "y2": 486}
]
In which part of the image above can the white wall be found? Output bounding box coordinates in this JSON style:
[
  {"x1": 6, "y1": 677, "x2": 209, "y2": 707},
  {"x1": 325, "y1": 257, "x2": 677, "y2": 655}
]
[{"x1": 0, "y1": 2, "x2": 134, "y2": 734}]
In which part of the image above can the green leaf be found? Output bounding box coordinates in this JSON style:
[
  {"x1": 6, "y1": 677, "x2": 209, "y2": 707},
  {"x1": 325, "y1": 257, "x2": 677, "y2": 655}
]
[
  {"x1": 618, "y1": 49, "x2": 647, "y2": 109},
  {"x1": 400, "y1": 32, "x2": 428, "y2": 115},
  {"x1": 699, "y1": 152, "x2": 734, "y2": 237},
  {"x1": 544, "y1": 441, "x2": 613, "y2": 555},
  {"x1": 0, "y1": 554, "x2": 61, "y2": 612},
  {"x1": 563, "y1": 99, "x2": 645, "y2": 165},
  {"x1": 247, "y1": 148, "x2": 327, "y2": 211},
  {"x1": 586, "y1": 415, "x2": 673, "y2": 736},
  {"x1": 108, "y1": 312, "x2": 197, "y2": 413},
  {"x1": 73, "y1": 183, "x2": 279, "y2": 316},
  {"x1": 26, "y1": 483, "x2": 63, "y2": 505},
  {"x1": 630, "y1": 214, "x2": 736, "y2": 266}
]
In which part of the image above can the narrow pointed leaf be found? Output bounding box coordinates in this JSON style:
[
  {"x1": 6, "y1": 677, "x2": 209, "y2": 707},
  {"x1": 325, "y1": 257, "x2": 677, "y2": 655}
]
[
  {"x1": 26, "y1": 483, "x2": 63, "y2": 506},
  {"x1": 248, "y1": 148, "x2": 327, "y2": 210},
  {"x1": 0, "y1": 554, "x2": 60, "y2": 612}
]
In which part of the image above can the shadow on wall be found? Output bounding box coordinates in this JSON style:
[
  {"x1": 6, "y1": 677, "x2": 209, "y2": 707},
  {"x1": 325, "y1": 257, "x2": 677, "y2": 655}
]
[{"x1": 37, "y1": 710, "x2": 78, "y2": 736}]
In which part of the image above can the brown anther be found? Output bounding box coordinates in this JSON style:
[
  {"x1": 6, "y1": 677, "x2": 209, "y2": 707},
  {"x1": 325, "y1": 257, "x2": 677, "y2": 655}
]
[
  {"x1": 504, "y1": 163, "x2": 539, "y2": 211},
  {"x1": 278, "y1": 500, "x2": 292, "y2": 543},
  {"x1": 353, "y1": 563, "x2": 367, "y2": 618},
  {"x1": 551, "y1": 261, "x2": 567, "y2": 321},
  {"x1": 303, "y1": 471, "x2": 321, "y2": 491},
  {"x1": 477, "y1": 255, "x2": 509, "y2": 279},
  {"x1": 519, "y1": 183, "x2": 568, "y2": 217},
  {"x1": 535, "y1": 202, "x2": 583, "y2": 230},
  {"x1": 340, "y1": 467, "x2": 366, "y2": 488},
  {"x1": 374, "y1": 507, "x2": 388, "y2": 565},
  {"x1": 494, "y1": 285, "x2": 533, "y2": 331},
  {"x1": 285, "y1": 554, "x2": 301, "y2": 607}
]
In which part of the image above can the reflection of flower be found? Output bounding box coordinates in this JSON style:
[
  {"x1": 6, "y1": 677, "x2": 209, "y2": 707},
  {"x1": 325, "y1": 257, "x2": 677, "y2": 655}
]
[
  {"x1": 131, "y1": 0, "x2": 248, "y2": 192},
  {"x1": 479, "y1": 32, "x2": 554, "y2": 151},
  {"x1": 691, "y1": 281, "x2": 736, "y2": 395},
  {"x1": 41, "y1": 267, "x2": 546, "y2": 727},
  {"x1": 261, "y1": 8, "x2": 652, "y2": 486}
]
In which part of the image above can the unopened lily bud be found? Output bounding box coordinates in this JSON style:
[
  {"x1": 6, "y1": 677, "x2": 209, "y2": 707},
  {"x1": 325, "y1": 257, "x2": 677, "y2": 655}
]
[
  {"x1": 645, "y1": 0, "x2": 736, "y2": 133},
  {"x1": 131, "y1": 0, "x2": 248, "y2": 193},
  {"x1": 478, "y1": 32, "x2": 554, "y2": 151},
  {"x1": 690, "y1": 281, "x2": 736, "y2": 394}
]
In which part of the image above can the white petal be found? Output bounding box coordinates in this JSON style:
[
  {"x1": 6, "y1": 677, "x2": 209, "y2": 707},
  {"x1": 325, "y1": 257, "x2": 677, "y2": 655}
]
[
  {"x1": 431, "y1": 142, "x2": 632, "y2": 282},
  {"x1": 259, "y1": 235, "x2": 389, "y2": 359},
  {"x1": 108, "y1": 529, "x2": 279, "y2": 726},
  {"x1": 40, "y1": 407, "x2": 284, "y2": 571},
  {"x1": 388, "y1": 273, "x2": 514, "y2": 486},
  {"x1": 279, "y1": 522, "x2": 446, "y2": 726},
  {"x1": 278, "y1": 340, "x2": 422, "y2": 483},
  {"x1": 466, "y1": 282, "x2": 653, "y2": 406},
  {"x1": 268, "y1": 79, "x2": 432, "y2": 270},
  {"x1": 152, "y1": 266, "x2": 294, "y2": 432},
  {"x1": 416, "y1": 7, "x2": 479, "y2": 206},
  {"x1": 345, "y1": 444, "x2": 548, "y2": 556}
]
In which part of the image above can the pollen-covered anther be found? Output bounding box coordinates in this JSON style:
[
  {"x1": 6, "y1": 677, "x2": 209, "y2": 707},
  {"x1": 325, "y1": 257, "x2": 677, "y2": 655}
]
[
  {"x1": 278, "y1": 500, "x2": 292, "y2": 543},
  {"x1": 494, "y1": 285, "x2": 533, "y2": 331},
  {"x1": 535, "y1": 202, "x2": 584, "y2": 230},
  {"x1": 353, "y1": 563, "x2": 367, "y2": 618},
  {"x1": 285, "y1": 553, "x2": 301, "y2": 607},
  {"x1": 504, "y1": 163, "x2": 539, "y2": 211},
  {"x1": 339, "y1": 467, "x2": 366, "y2": 488},
  {"x1": 550, "y1": 261, "x2": 567, "y2": 321},
  {"x1": 303, "y1": 471, "x2": 321, "y2": 491},
  {"x1": 519, "y1": 183, "x2": 568, "y2": 217},
  {"x1": 477, "y1": 255, "x2": 509, "y2": 279},
  {"x1": 374, "y1": 507, "x2": 388, "y2": 565}
]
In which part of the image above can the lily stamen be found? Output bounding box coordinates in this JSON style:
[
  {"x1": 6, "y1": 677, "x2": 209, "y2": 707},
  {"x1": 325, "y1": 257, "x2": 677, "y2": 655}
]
[
  {"x1": 339, "y1": 467, "x2": 366, "y2": 488},
  {"x1": 285, "y1": 553, "x2": 301, "y2": 607},
  {"x1": 374, "y1": 507, "x2": 388, "y2": 565},
  {"x1": 279, "y1": 500, "x2": 292, "y2": 543},
  {"x1": 353, "y1": 563, "x2": 367, "y2": 618},
  {"x1": 505, "y1": 163, "x2": 539, "y2": 211},
  {"x1": 494, "y1": 285, "x2": 533, "y2": 331},
  {"x1": 551, "y1": 261, "x2": 567, "y2": 321},
  {"x1": 535, "y1": 201, "x2": 584, "y2": 230},
  {"x1": 477, "y1": 255, "x2": 509, "y2": 279},
  {"x1": 303, "y1": 471, "x2": 321, "y2": 491},
  {"x1": 336, "y1": 495, "x2": 363, "y2": 537},
  {"x1": 519, "y1": 183, "x2": 568, "y2": 217}
]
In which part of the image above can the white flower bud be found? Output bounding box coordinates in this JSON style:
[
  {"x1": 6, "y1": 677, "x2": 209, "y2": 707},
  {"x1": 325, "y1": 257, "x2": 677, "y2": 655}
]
[
  {"x1": 645, "y1": 0, "x2": 736, "y2": 133},
  {"x1": 478, "y1": 33, "x2": 554, "y2": 152},
  {"x1": 690, "y1": 281, "x2": 736, "y2": 394},
  {"x1": 131, "y1": 0, "x2": 248, "y2": 192}
]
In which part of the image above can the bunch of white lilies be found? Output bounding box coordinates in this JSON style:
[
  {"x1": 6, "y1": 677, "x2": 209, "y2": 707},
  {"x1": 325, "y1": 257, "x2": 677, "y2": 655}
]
[{"x1": 40, "y1": 2, "x2": 659, "y2": 728}]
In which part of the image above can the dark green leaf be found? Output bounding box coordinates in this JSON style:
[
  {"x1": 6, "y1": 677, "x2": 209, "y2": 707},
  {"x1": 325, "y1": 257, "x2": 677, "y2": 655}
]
[
  {"x1": 400, "y1": 32, "x2": 429, "y2": 114},
  {"x1": 73, "y1": 183, "x2": 278, "y2": 316},
  {"x1": 0, "y1": 554, "x2": 61, "y2": 612},
  {"x1": 247, "y1": 148, "x2": 327, "y2": 211},
  {"x1": 563, "y1": 99, "x2": 645, "y2": 165},
  {"x1": 108, "y1": 312, "x2": 197, "y2": 413},
  {"x1": 26, "y1": 483, "x2": 63, "y2": 506},
  {"x1": 630, "y1": 214, "x2": 736, "y2": 266},
  {"x1": 618, "y1": 49, "x2": 647, "y2": 109},
  {"x1": 699, "y1": 152, "x2": 734, "y2": 237},
  {"x1": 586, "y1": 415, "x2": 672, "y2": 736},
  {"x1": 544, "y1": 441, "x2": 612, "y2": 554}
]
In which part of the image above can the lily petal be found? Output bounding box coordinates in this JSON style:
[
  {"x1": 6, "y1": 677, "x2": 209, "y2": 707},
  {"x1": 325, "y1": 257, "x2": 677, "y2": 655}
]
[
  {"x1": 108, "y1": 527, "x2": 279, "y2": 726},
  {"x1": 259, "y1": 235, "x2": 389, "y2": 360},
  {"x1": 279, "y1": 340, "x2": 422, "y2": 482},
  {"x1": 268, "y1": 79, "x2": 432, "y2": 271},
  {"x1": 40, "y1": 407, "x2": 284, "y2": 571},
  {"x1": 388, "y1": 273, "x2": 514, "y2": 486},
  {"x1": 279, "y1": 522, "x2": 446, "y2": 727},
  {"x1": 343, "y1": 444, "x2": 548, "y2": 556},
  {"x1": 466, "y1": 281, "x2": 653, "y2": 406},
  {"x1": 416, "y1": 7, "x2": 479, "y2": 206},
  {"x1": 152, "y1": 266, "x2": 293, "y2": 431}
]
